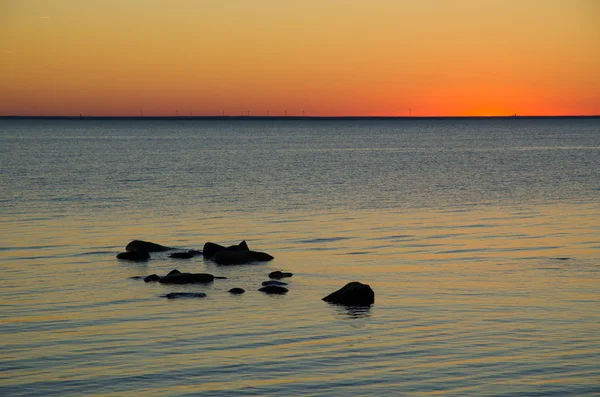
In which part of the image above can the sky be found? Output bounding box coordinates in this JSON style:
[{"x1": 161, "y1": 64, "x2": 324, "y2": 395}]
[{"x1": 1, "y1": 0, "x2": 599, "y2": 116}]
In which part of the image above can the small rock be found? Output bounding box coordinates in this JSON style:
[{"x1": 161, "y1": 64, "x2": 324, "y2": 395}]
[
  {"x1": 259, "y1": 285, "x2": 288, "y2": 294},
  {"x1": 262, "y1": 280, "x2": 288, "y2": 286},
  {"x1": 268, "y1": 271, "x2": 293, "y2": 279},
  {"x1": 126, "y1": 240, "x2": 174, "y2": 252},
  {"x1": 228, "y1": 288, "x2": 246, "y2": 294},
  {"x1": 158, "y1": 272, "x2": 214, "y2": 284},
  {"x1": 162, "y1": 292, "x2": 207, "y2": 299},
  {"x1": 144, "y1": 274, "x2": 161, "y2": 282}
]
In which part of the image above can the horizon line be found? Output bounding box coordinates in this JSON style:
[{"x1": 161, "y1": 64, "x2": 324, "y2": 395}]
[{"x1": 1, "y1": 115, "x2": 599, "y2": 121}]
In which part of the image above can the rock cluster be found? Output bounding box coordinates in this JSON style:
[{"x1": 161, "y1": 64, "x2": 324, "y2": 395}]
[{"x1": 120, "y1": 239, "x2": 374, "y2": 306}]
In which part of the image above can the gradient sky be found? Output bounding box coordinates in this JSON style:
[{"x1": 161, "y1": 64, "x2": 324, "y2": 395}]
[{"x1": 1, "y1": 0, "x2": 599, "y2": 116}]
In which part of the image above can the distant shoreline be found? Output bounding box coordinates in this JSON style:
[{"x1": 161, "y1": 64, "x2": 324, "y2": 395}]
[{"x1": 0, "y1": 115, "x2": 598, "y2": 121}]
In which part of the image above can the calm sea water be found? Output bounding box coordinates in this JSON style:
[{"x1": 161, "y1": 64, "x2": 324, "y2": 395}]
[{"x1": 1, "y1": 118, "x2": 599, "y2": 396}]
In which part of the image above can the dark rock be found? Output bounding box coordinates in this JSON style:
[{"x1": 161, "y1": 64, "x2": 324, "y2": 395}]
[
  {"x1": 268, "y1": 271, "x2": 293, "y2": 279},
  {"x1": 202, "y1": 242, "x2": 227, "y2": 258},
  {"x1": 262, "y1": 280, "x2": 288, "y2": 286},
  {"x1": 259, "y1": 285, "x2": 288, "y2": 294},
  {"x1": 144, "y1": 274, "x2": 161, "y2": 282},
  {"x1": 554, "y1": 257, "x2": 571, "y2": 260},
  {"x1": 227, "y1": 240, "x2": 249, "y2": 251},
  {"x1": 117, "y1": 251, "x2": 150, "y2": 261},
  {"x1": 169, "y1": 252, "x2": 194, "y2": 259},
  {"x1": 213, "y1": 250, "x2": 274, "y2": 265},
  {"x1": 228, "y1": 288, "x2": 246, "y2": 294},
  {"x1": 129, "y1": 276, "x2": 144, "y2": 280},
  {"x1": 126, "y1": 240, "x2": 174, "y2": 252},
  {"x1": 162, "y1": 292, "x2": 207, "y2": 299},
  {"x1": 158, "y1": 272, "x2": 214, "y2": 284},
  {"x1": 322, "y1": 282, "x2": 374, "y2": 306},
  {"x1": 167, "y1": 269, "x2": 181, "y2": 276},
  {"x1": 187, "y1": 250, "x2": 203, "y2": 256}
]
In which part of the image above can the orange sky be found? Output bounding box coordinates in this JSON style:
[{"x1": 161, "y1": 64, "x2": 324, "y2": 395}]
[{"x1": 1, "y1": 0, "x2": 599, "y2": 116}]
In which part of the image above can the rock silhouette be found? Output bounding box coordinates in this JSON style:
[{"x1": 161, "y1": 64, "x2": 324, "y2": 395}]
[
  {"x1": 268, "y1": 271, "x2": 293, "y2": 279},
  {"x1": 169, "y1": 252, "x2": 194, "y2": 259},
  {"x1": 322, "y1": 282, "x2": 374, "y2": 306},
  {"x1": 158, "y1": 272, "x2": 215, "y2": 284},
  {"x1": 126, "y1": 240, "x2": 174, "y2": 252},
  {"x1": 162, "y1": 292, "x2": 207, "y2": 299},
  {"x1": 144, "y1": 274, "x2": 161, "y2": 282},
  {"x1": 117, "y1": 251, "x2": 150, "y2": 261},
  {"x1": 228, "y1": 288, "x2": 246, "y2": 294},
  {"x1": 262, "y1": 280, "x2": 288, "y2": 286},
  {"x1": 259, "y1": 285, "x2": 289, "y2": 294},
  {"x1": 203, "y1": 240, "x2": 273, "y2": 265}
]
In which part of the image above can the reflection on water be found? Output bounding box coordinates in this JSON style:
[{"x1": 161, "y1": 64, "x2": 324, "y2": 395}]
[
  {"x1": 1, "y1": 119, "x2": 599, "y2": 396},
  {"x1": 333, "y1": 304, "x2": 372, "y2": 319}
]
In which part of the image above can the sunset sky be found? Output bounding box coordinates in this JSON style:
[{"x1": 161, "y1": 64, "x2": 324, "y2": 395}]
[{"x1": 1, "y1": 0, "x2": 599, "y2": 116}]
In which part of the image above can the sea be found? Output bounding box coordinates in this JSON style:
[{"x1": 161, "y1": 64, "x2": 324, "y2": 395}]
[{"x1": 1, "y1": 117, "x2": 599, "y2": 396}]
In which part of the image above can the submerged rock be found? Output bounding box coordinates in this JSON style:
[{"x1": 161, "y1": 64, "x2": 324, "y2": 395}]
[
  {"x1": 158, "y1": 272, "x2": 215, "y2": 284},
  {"x1": 126, "y1": 240, "x2": 174, "y2": 252},
  {"x1": 213, "y1": 250, "x2": 274, "y2": 265},
  {"x1": 228, "y1": 287, "x2": 246, "y2": 294},
  {"x1": 162, "y1": 292, "x2": 207, "y2": 299},
  {"x1": 262, "y1": 280, "x2": 288, "y2": 286},
  {"x1": 268, "y1": 271, "x2": 293, "y2": 279},
  {"x1": 259, "y1": 285, "x2": 288, "y2": 294},
  {"x1": 117, "y1": 251, "x2": 150, "y2": 261},
  {"x1": 322, "y1": 282, "x2": 374, "y2": 306},
  {"x1": 144, "y1": 274, "x2": 161, "y2": 282},
  {"x1": 169, "y1": 252, "x2": 194, "y2": 259},
  {"x1": 202, "y1": 241, "x2": 249, "y2": 258}
]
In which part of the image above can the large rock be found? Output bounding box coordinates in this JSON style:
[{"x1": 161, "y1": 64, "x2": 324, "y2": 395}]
[
  {"x1": 322, "y1": 282, "x2": 374, "y2": 306},
  {"x1": 202, "y1": 240, "x2": 250, "y2": 258},
  {"x1": 117, "y1": 251, "x2": 150, "y2": 261},
  {"x1": 213, "y1": 249, "x2": 274, "y2": 265},
  {"x1": 126, "y1": 240, "x2": 174, "y2": 252},
  {"x1": 158, "y1": 272, "x2": 215, "y2": 284}
]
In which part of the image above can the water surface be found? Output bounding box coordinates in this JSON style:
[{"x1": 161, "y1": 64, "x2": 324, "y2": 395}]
[{"x1": 1, "y1": 118, "x2": 599, "y2": 396}]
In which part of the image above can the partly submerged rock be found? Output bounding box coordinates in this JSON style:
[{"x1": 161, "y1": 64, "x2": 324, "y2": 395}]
[
  {"x1": 202, "y1": 240, "x2": 250, "y2": 258},
  {"x1": 144, "y1": 274, "x2": 161, "y2": 282},
  {"x1": 117, "y1": 251, "x2": 150, "y2": 261},
  {"x1": 169, "y1": 252, "x2": 194, "y2": 259},
  {"x1": 213, "y1": 250, "x2": 274, "y2": 265},
  {"x1": 187, "y1": 250, "x2": 203, "y2": 256},
  {"x1": 228, "y1": 287, "x2": 246, "y2": 294},
  {"x1": 259, "y1": 285, "x2": 288, "y2": 294},
  {"x1": 262, "y1": 280, "x2": 288, "y2": 286},
  {"x1": 268, "y1": 271, "x2": 293, "y2": 279},
  {"x1": 158, "y1": 272, "x2": 215, "y2": 284},
  {"x1": 162, "y1": 292, "x2": 207, "y2": 299},
  {"x1": 322, "y1": 282, "x2": 374, "y2": 306},
  {"x1": 126, "y1": 240, "x2": 174, "y2": 252}
]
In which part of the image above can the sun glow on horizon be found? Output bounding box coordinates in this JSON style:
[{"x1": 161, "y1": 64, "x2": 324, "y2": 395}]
[{"x1": 0, "y1": 0, "x2": 598, "y2": 117}]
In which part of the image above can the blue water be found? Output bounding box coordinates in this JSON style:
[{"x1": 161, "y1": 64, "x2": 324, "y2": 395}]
[{"x1": 1, "y1": 118, "x2": 599, "y2": 396}]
